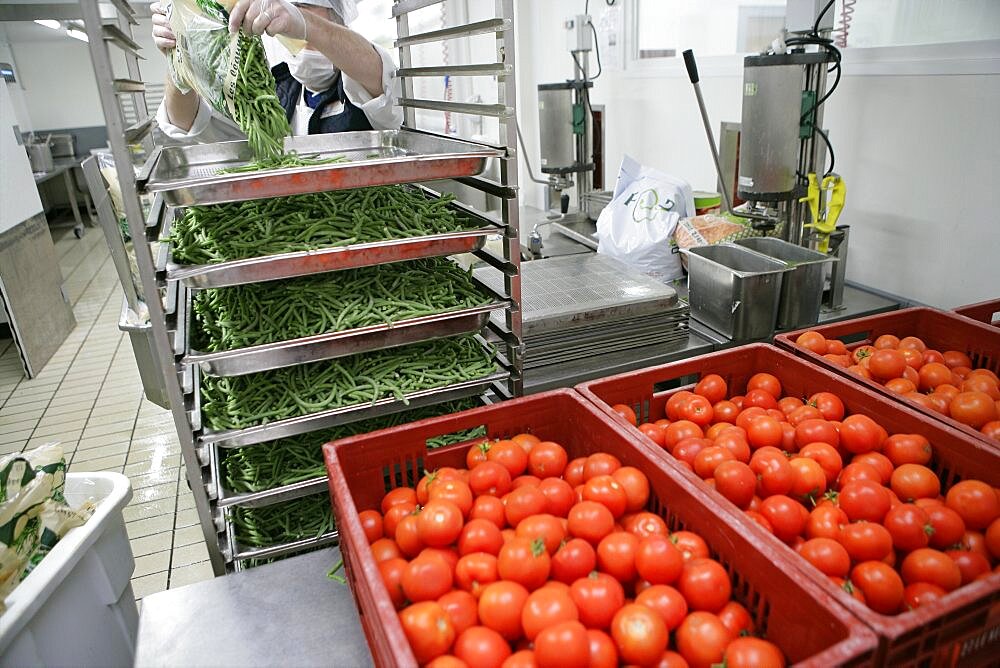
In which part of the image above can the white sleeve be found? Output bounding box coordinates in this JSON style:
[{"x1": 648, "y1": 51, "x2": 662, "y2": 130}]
[
  {"x1": 341, "y1": 42, "x2": 403, "y2": 131},
  {"x1": 154, "y1": 96, "x2": 246, "y2": 145}
]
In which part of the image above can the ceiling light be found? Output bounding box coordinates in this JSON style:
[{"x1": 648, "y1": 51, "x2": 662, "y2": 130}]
[
  {"x1": 66, "y1": 28, "x2": 89, "y2": 43},
  {"x1": 33, "y1": 20, "x2": 62, "y2": 30}
]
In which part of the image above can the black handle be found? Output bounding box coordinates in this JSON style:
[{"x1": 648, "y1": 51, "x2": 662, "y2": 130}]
[
  {"x1": 683, "y1": 49, "x2": 699, "y2": 84},
  {"x1": 560, "y1": 193, "x2": 570, "y2": 215}
]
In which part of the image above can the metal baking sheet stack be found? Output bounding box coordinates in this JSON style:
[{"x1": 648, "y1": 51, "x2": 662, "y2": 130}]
[{"x1": 476, "y1": 254, "x2": 689, "y2": 371}]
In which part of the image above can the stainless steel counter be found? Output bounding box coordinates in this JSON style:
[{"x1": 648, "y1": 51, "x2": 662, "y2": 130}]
[
  {"x1": 33, "y1": 156, "x2": 87, "y2": 235},
  {"x1": 134, "y1": 548, "x2": 373, "y2": 668}
]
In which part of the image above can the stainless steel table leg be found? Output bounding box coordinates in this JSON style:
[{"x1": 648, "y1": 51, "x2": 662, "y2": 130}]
[{"x1": 64, "y1": 169, "x2": 85, "y2": 237}]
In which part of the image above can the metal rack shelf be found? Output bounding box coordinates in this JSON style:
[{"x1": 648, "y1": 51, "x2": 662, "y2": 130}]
[{"x1": 82, "y1": 0, "x2": 521, "y2": 572}]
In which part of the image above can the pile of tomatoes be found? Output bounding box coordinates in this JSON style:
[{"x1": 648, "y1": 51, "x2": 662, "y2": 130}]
[
  {"x1": 792, "y1": 330, "x2": 1000, "y2": 441},
  {"x1": 614, "y1": 371, "x2": 1000, "y2": 618},
  {"x1": 360, "y1": 436, "x2": 787, "y2": 668}
]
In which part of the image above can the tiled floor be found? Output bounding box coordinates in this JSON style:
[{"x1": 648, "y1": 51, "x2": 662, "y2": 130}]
[{"x1": 0, "y1": 220, "x2": 213, "y2": 602}]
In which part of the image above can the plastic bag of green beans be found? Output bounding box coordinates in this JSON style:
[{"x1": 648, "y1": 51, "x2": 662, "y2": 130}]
[{"x1": 165, "y1": 0, "x2": 289, "y2": 159}]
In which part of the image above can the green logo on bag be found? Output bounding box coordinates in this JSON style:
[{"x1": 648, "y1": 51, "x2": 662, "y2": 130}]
[{"x1": 624, "y1": 188, "x2": 674, "y2": 223}]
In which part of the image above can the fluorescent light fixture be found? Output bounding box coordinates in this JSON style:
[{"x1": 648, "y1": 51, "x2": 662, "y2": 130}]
[
  {"x1": 33, "y1": 19, "x2": 62, "y2": 30},
  {"x1": 66, "y1": 28, "x2": 89, "y2": 43}
]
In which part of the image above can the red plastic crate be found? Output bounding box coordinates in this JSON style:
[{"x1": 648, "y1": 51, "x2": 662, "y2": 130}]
[
  {"x1": 577, "y1": 344, "x2": 1000, "y2": 667},
  {"x1": 324, "y1": 389, "x2": 877, "y2": 667},
  {"x1": 954, "y1": 299, "x2": 1000, "y2": 328},
  {"x1": 774, "y1": 307, "x2": 1000, "y2": 448}
]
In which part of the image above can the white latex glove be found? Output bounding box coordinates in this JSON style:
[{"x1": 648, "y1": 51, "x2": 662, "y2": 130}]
[
  {"x1": 150, "y1": 2, "x2": 176, "y2": 55},
  {"x1": 228, "y1": 0, "x2": 307, "y2": 40}
]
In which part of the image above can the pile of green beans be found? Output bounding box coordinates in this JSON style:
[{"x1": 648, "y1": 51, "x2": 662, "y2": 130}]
[
  {"x1": 169, "y1": 186, "x2": 476, "y2": 265},
  {"x1": 222, "y1": 399, "x2": 484, "y2": 494},
  {"x1": 201, "y1": 335, "x2": 496, "y2": 431},
  {"x1": 190, "y1": 258, "x2": 490, "y2": 352},
  {"x1": 231, "y1": 492, "x2": 334, "y2": 548},
  {"x1": 230, "y1": 32, "x2": 288, "y2": 161},
  {"x1": 219, "y1": 153, "x2": 349, "y2": 175}
]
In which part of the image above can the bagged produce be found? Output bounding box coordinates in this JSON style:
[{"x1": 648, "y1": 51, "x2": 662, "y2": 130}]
[
  {"x1": 165, "y1": 0, "x2": 289, "y2": 159},
  {"x1": 0, "y1": 444, "x2": 94, "y2": 613},
  {"x1": 595, "y1": 155, "x2": 695, "y2": 281},
  {"x1": 673, "y1": 213, "x2": 753, "y2": 250}
]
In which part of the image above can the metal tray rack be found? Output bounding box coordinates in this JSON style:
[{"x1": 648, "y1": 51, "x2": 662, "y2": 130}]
[{"x1": 82, "y1": 0, "x2": 522, "y2": 572}]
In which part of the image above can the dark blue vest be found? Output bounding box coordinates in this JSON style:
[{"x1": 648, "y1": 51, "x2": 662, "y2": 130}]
[{"x1": 271, "y1": 62, "x2": 373, "y2": 134}]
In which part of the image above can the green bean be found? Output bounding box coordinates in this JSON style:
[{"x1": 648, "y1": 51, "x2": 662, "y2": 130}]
[
  {"x1": 169, "y1": 185, "x2": 479, "y2": 265},
  {"x1": 200, "y1": 335, "x2": 496, "y2": 432}
]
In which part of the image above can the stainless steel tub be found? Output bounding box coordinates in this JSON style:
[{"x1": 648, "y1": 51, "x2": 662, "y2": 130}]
[
  {"x1": 683, "y1": 243, "x2": 790, "y2": 341},
  {"x1": 734, "y1": 237, "x2": 837, "y2": 330}
]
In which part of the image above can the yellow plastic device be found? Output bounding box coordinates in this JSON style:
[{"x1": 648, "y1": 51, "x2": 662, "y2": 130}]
[{"x1": 800, "y1": 173, "x2": 846, "y2": 253}]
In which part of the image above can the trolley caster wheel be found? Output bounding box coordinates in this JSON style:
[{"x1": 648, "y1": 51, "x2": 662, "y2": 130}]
[{"x1": 73, "y1": 226, "x2": 84, "y2": 239}]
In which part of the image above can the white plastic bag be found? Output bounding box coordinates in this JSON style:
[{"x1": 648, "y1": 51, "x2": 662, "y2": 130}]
[{"x1": 595, "y1": 155, "x2": 695, "y2": 280}]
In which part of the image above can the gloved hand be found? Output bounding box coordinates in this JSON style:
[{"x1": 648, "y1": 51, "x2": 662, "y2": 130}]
[
  {"x1": 150, "y1": 1, "x2": 176, "y2": 55},
  {"x1": 228, "y1": 0, "x2": 307, "y2": 40}
]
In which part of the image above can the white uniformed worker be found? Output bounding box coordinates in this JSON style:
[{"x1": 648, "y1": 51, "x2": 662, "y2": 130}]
[{"x1": 151, "y1": 0, "x2": 402, "y2": 143}]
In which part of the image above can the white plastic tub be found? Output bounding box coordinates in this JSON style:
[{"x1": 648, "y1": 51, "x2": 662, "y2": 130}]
[{"x1": 0, "y1": 472, "x2": 136, "y2": 667}]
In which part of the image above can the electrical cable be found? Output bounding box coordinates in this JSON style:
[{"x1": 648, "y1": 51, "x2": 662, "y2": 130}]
[
  {"x1": 813, "y1": 0, "x2": 836, "y2": 36},
  {"x1": 588, "y1": 20, "x2": 603, "y2": 80},
  {"x1": 815, "y1": 127, "x2": 836, "y2": 176}
]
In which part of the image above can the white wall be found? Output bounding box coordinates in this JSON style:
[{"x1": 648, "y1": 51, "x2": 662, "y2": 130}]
[
  {"x1": 0, "y1": 38, "x2": 32, "y2": 131},
  {"x1": 514, "y1": 1, "x2": 1000, "y2": 309},
  {"x1": 4, "y1": 18, "x2": 165, "y2": 131}
]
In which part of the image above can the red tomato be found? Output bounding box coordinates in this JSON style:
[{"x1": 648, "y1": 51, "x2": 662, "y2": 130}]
[
  {"x1": 807, "y1": 391, "x2": 846, "y2": 421},
  {"x1": 794, "y1": 419, "x2": 840, "y2": 450},
  {"x1": 582, "y1": 475, "x2": 629, "y2": 518},
  {"x1": 515, "y1": 514, "x2": 566, "y2": 555},
  {"x1": 453, "y1": 625, "x2": 510, "y2": 668},
  {"x1": 456, "y1": 519, "x2": 502, "y2": 557},
  {"x1": 359, "y1": 510, "x2": 384, "y2": 544},
  {"x1": 759, "y1": 495, "x2": 807, "y2": 543},
  {"x1": 538, "y1": 478, "x2": 576, "y2": 518},
  {"x1": 635, "y1": 585, "x2": 687, "y2": 631},
  {"x1": 478, "y1": 581, "x2": 529, "y2": 641},
  {"x1": 713, "y1": 400, "x2": 741, "y2": 423},
  {"x1": 838, "y1": 462, "x2": 882, "y2": 487},
  {"x1": 528, "y1": 441, "x2": 568, "y2": 479},
  {"x1": 946, "y1": 549, "x2": 992, "y2": 585},
  {"x1": 747, "y1": 372, "x2": 782, "y2": 399},
  {"x1": 568, "y1": 501, "x2": 616, "y2": 545},
  {"x1": 695, "y1": 374, "x2": 728, "y2": 404},
  {"x1": 455, "y1": 553, "x2": 499, "y2": 596},
  {"x1": 717, "y1": 600, "x2": 754, "y2": 636},
  {"x1": 925, "y1": 504, "x2": 967, "y2": 549},
  {"x1": 839, "y1": 481, "x2": 891, "y2": 523},
  {"x1": 468, "y1": 442, "x2": 492, "y2": 469},
  {"x1": 680, "y1": 394, "x2": 715, "y2": 427},
  {"x1": 798, "y1": 442, "x2": 843, "y2": 487},
  {"x1": 839, "y1": 415, "x2": 883, "y2": 454},
  {"x1": 796, "y1": 331, "x2": 828, "y2": 354},
  {"x1": 664, "y1": 421, "x2": 706, "y2": 451},
  {"x1": 693, "y1": 446, "x2": 736, "y2": 479},
  {"x1": 384, "y1": 503, "x2": 417, "y2": 541},
  {"x1": 534, "y1": 621, "x2": 589, "y2": 668},
  {"x1": 744, "y1": 388, "x2": 779, "y2": 411},
  {"x1": 890, "y1": 464, "x2": 941, "y2": 502},
  {"x1": 750, "y1": 448, "x2": 794, "y2": 497},
  {"x1": 873, "y1": 334, "x2": 900, "y2": 349},
  {"x1": 402, "y1": 555, "x2": 453, "y2": 603},
  {"x1": 666, "y1": 391, "x2": 695, "y2": 421},
  {"x1": 570, "y1": 572, "x2": 626, "y2": 629},
  {"x1": 626, "y1": 512, "x2": 669, "y2": 539},
  {"x1": 611, "y1": 404, "x2": 638, "y2": 426},
  {"x1": 851, "y1": 561, "x2": 904, "y2": 614},
  {"x1": 869, "y1": 349, "x2": 907, "y2": 380},
  {"x1": 371, "y1": 537, "x2": 403, "y2": 563},
  {"x1": 488, "y1": 440, "x2": 530, "y2": 477},
  {"x1": 469, "y1": 462, "x2": 514, "y2": 498},
  {"x1": 440, "y1": 590, "x2": 479, "y2": 637},
  {"x1": 678, "y1": 557, "x2": 732, "y2": 613},
  {"x1": 610, "y1": 604, "x2": 669, "y2": 666},
  {"x1": 521, "y1": 588, "x2": 579, "y2": 640},
  {"x1": 949, "y1": 391, "x2": 998, "y2": 428},
  {"x1": 470, "y1": 495, "x2": 507, "y2": 529},
  {"x1": 723, "y1": 637, "x2": 786, "y2": 668},
  {"x1": 498, "y1": 537, "x2": 551, "y2": 591},
  {"x1": 986, "y1": 518, "x2": 1000, "y2": 560},
  {"x1": 564, "y1": 458, "x2": 587, "y2": 487},
  {"x1": 788, "y1": 456, "x2": 828, "y2": 502},
  {"x1": 900, "y1": 548, "x2": 962, "y2": 591},
  {"x1": 671, "y1": 531, "x2": 710, "y2": 561},
  {"x1": 428, "y1": 477, "x2": 475, "y2": 516},
  {"x1": 675, "y1": 611, "x2": 733, "y2": 668},
  {"x1": 382, "y1": 487, "x2": 418, "y2": 514},
  {"x1": 585, "y1": 630, "x2": 618, "y2": 668},
  {"x1": 714, "y1": 430, "x2": 751, "y2": 463},
  {"x1": 745, "y1": 416, "x2": 784, "y2": 450},
  {"x1": 399, "y1": 601, "x2": 456, "y2": 664},
  {"x1": 551, "y1": 538, "x2": 597, "y2": 584},
  {"x1": 798, "y1": 537, "x2": 851, "y2": 577},
  {"x1": 946, "y1": 480, "x2": 1000, "y2": 529},
  {"x1": 379, "y1": 557, "x2": 408, "y2": 608},
  {"x1": 512, "y1": 433, "x2": 542, "y2": 454},
  {"x1": 583, "y1": 453, "x2": 622, "y2": 480},
  {"x1": 418, "y1": 500, "x2": 464, "y2": 548},
  {"x1": 883, "y1": 504, "x2": 933, "y2": 552},
  {"x1": 852, "y1": 452, "x2": 894, "y2": 485},
  {"x1": 903, "y1": 582, "x2": 947, "y2": 611},
  {"x1": 807, "y1": 503, "x2": 849, "y2": 541},
  {"x1": 611, "y1": 466, "x2": 650, "y2": 513},
  {"x1": 638, "y1": 423, "x2": 668, "y2": 447},
  {"x1": 839, "y1": 521, "x2": 893, "y2": 563},
  {"x1": 596, "y1": 531, "x2": 640, "y2": 583},
  {"x1": 501, "y1": 650, "x2": 537, "y2": 668},
  {"x1": 504, "y1": 486, "x2": 548, "y2": 528},
  {"x1": 713, "y1": 460, "x2": 757, "y2": 509}
]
